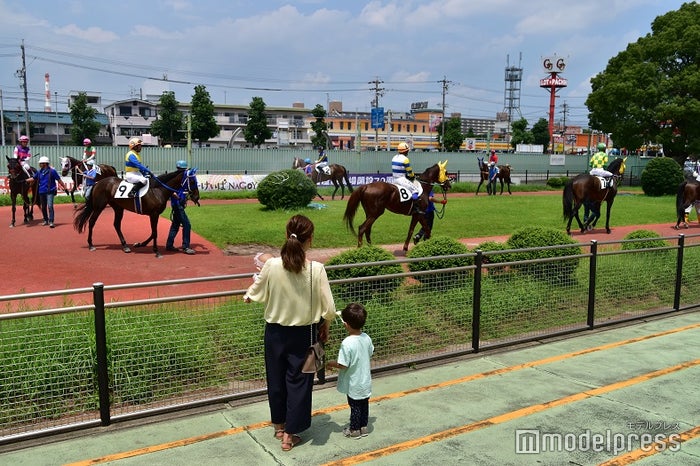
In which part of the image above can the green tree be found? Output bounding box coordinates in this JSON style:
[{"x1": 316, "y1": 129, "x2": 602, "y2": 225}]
[
  {"x1": 509, "y1": 118, "x2": 534, "y2": 148},
  {"x1": 150, "y1": 91, "x2": 184, "y2": 146},
  {"x1": 68, "y1": 92, "x2": 101, "y2": 145},
  {"x1": 531, "y1": 118, "x2": 550, "y2": 150},
  {"x1": 310, "y1": 104, "x2": 328, "y2": 149},
  {"x1": 190, "y1": 85, "x2": 219, "y2": 146},
  {"x1": 244, "y1": 96, "x2": 272, "y2": 148},
  {"x1": 440, "y1": 116, "x2": 465, "y2": 152},
  {"x1": 586, "y1": 2, "x2": 700, "y2": 161}
]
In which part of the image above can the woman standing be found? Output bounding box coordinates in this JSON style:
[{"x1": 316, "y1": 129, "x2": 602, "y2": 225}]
[{"x1": 244, "y1": 215, "x2": 335, "y2": 452}]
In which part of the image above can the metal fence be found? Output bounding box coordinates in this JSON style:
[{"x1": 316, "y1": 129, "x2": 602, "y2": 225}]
[
  {"x1": 1, "y1": 233, "x2": 698, "y2": 444},
  {"x1": 1, "y1": 145, "x2": 653, "y2": 185}
]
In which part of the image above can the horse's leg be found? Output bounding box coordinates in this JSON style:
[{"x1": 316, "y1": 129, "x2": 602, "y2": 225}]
[
  {"x1": 604, "y1": 198, "x2": 614, "y2": 234},
  {"x1": 357, "y1": 217, "x2": 378, "y2": 248},
  {"x1": 499, "y1": 179, "x2": 504, "y2": 195},
  {"x1": 331, "y1": 179, "x2": 340, "y2": 200},
  {"x1": 111, "y1": 209, "x2": 131, "y2": 253},
  {"x1": 10, "y1": 196, "x2": 16, "y2": 227},
  {"x1": 403, "y1": 215, "x2": 424, "y2": 251}
]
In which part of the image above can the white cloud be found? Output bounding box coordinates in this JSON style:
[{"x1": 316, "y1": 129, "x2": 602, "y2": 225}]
[{"x1": 54, "y1": 24, "x2": 118, "y2": 43}]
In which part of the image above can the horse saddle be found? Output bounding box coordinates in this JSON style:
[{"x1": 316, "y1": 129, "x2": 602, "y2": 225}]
[
  {"x1": 392, "y1": 180, "x2": 423, "y2": 202},
  {"x1": 595, "y1": 176, "x2": 613, "y2": 190},
  {"x1": 116, "y1": 179, "x2": 150, "y2": 199}
]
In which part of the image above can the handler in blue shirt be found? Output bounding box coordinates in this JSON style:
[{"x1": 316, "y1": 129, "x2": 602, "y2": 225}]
[
  {"x1": 165, "y1": 160, "x2": 195, "y2": 255},
  {"x1": 31, "y1": 156, "x2": 69, "y2": 228}
]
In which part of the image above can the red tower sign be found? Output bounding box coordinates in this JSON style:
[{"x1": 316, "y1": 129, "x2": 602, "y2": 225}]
[{"x1": 539, "y1": 55, "x2": 568, "y2": 150}]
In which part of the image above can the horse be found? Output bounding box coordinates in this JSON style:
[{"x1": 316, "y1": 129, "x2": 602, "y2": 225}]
[
  {"x1": 6, "y1": 156, "x2": 38, "y2": 227},
  {"x1": 674, "y1": 181, "x2": 700, "y2": 229},
  {"x1": 343, "y1": 161, "x2": 450, "y2": 251},
  {"x1": 73, "y1": 169, "x2": 200, "y2": 257},
  {"x1": 476, "y1": 157, "x2": 512, "y2": 195},
  {"x1": 60, "y1": 156, "x2": 118, "y2": 205},
  {"x1": 292, "y1": 157, "x2": 354, "y2": 200},
  {"x1": 562, "y1": 157, "x2": 626, "y2": 235}
]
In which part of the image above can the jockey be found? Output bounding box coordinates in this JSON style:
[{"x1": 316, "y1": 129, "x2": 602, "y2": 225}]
[
  {"x1": 391, "y1": 142, "x2": 425, "y2": 215},
  {"x1": 315, "y1": 146, "x2": 329, "y2": 174},
  {"x1": 13, "y1": 135, "x2": 33, "y2": 177},
  {"x1": 124, "y1": 137, "x2": 152, "y2": 197},
  {"x1": 83, "y1": 138, "x2": 96, "y2": 164},
  {"x1": 589, "y1": 142, "x2": 613, "y2": 187},
  {"x1": 488, "y1": 149, "x2": 498, "y2": 165}
]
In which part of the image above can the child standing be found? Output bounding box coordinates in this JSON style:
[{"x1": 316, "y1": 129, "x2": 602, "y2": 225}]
[{"x1": 327, "y1": 302, "x2": 374, "y2": 438}]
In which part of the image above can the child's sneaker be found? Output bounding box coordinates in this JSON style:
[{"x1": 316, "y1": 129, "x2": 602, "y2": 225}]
[{"x1": 343, "y1": 427, "x2": 362, "y2": 438}]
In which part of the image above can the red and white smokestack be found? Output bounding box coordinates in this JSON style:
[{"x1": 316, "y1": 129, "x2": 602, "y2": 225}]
[{"x1": 45, "y1": 73, "x2": 51, "y2": 112}]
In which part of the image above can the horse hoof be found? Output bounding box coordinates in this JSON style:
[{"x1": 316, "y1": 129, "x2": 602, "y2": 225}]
[
  {"x1": 123, "y1": 247, "x2": 132, "y2": 253},
  {"x1": 89, "y1": 246, "x2": 96, "y2": 251},
  {"x1": 133, "y1": 242, "x2": 143, "y2": 248}
]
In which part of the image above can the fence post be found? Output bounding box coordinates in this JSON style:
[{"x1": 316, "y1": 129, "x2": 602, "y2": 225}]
[
  {"x1": 673, "y1": 235, "x2": 685, "y2": 310},
  {"x1": 472, "y1": 250, "x2": 483, "y2": 352},
  {"x1": 93, "y1": 282, "x2": 111, "y2": 426},
  {"x1": 587, "y1": 241, "x2": 597, "y2": 328}
]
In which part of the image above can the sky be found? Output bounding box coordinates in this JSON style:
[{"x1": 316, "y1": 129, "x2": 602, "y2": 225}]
[{"x1": 0, "y1": 0, "x2": 692, "y2": 127}]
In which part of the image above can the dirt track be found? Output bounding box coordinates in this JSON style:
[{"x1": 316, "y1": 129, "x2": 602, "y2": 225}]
[{"x1": 5, "y1": 197, "x2": 698, "y2": 300}]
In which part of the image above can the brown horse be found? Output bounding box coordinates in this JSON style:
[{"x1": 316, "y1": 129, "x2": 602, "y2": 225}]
[
  {"x1": 674, "y1": 181, "x2": 700, "y2": 229},
  {"x1": 343, "y1": 161, "x2": 450, "y2": 251},
  {"x1": 292, "y1": 157, "x2": 353, "y2": 200},
  {"x1": 60, "y1": 156, "x2": 118, "y2": 205},
  {"x1": 6, "y1": 156, "x2": 38, "y2": 227},
  {"x1": 73, "y1": 169, "x2": 199, "y2": 257},
  {"x1": 562, "y1": 157, "x2": 626, "y2": 234},
  {"x1": 476, "y1": 157, "x2": 512, "y2": 195}
]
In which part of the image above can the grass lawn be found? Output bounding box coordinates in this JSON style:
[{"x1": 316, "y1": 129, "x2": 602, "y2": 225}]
[{"x1": 187, "y1": 190, "x2": 678, "y2": 249}]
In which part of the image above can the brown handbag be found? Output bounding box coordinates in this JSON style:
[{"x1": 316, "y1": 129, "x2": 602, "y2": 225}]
[{"x1": 302, "y1": 262, "x2": 325, "y2": 374}]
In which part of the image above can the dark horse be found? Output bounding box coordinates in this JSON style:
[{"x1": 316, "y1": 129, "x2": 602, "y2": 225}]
[
  {"x1": 562, "y1": 157, "x2": 626, "y2": 234},
  {"x1": 60, "y1": 156, "x2": 118, "y2": 205},
  {"x1": 73, "y1": 169, "x2": 200, "y2": 257},
  {"x1": 476, "y1": 157, "x2": 512, "y2": 195},
  {"x1": 343, "y1": 161, "x2": 450, "y2": 251},
  {"x1": 292, "y1": 157, "x2": 354, "y2": 200},
  {"x1": 6, "y1": 156, "x2": 38, "y2": 227},
  {"x1": 674, "y1": 181, "x2": 700, "y2": 229}
]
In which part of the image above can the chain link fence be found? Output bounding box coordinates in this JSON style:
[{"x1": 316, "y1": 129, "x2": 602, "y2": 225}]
[{"x1": 1, "y1": 234, "x2": 699, "y2": 443}]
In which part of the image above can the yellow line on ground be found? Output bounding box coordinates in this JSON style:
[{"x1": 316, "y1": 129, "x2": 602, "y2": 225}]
[
  {"x1": 64, "y1": 322, "x2": 700, "y2": 466},
  {"x1": 597, "y1": 425, "x2": 700, "y2": 466},
  {"x1": 321, "y1": 359, "x2": 700, "y2": 466}
]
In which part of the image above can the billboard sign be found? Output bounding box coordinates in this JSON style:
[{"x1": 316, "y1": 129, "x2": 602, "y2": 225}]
[{"x1": 371, "y1": 107, "x2": 384, "y2": 129}]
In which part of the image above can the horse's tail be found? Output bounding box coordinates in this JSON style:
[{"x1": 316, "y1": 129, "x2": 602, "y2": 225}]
[
  {"x1": 676, "y1": 181, "x2": 689, "y2": 218},
  {"x1": 73, "y1": 200, "x2": 92, "y2": 233},
  {"x1": 562, "y1": 180, "x2": 575, "y2": 221},
  {"x1": 343, "y1": 186, "x2": 363, "y2": 236}
]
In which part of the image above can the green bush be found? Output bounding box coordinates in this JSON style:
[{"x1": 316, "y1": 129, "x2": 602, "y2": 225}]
[
  {"x1": 325, "y1": 246, "x2": 404, "y2": 300},
  {"x1": 474, "y1": 240, "x2": 511, "y2": 276},
  {"x1": 546, "y1": 176, "x2": 570, "y2": 188},
  {"x1": 406, "y1": 236, "x2": 472, "y2": 290},
  {"x1": 640, "y1": 157, "x2": 684, "y2": 196},
  {"x1": 506, "y1": 226, "x2": 581, "y2": 284},
  {"x1": 621, "y1": 229, "x2": 669, "y2": 251},
  {"x1": 256, "y1": 169, "x2": 317, "y2": 210}
]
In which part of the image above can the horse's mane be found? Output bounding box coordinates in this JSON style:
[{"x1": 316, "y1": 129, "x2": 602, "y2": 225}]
[
  {"x1": 157, "y1": 170, "x2": 184, "y2": 183},
  {"x1": 607, "y1": 157, "x2": 624, "y2": 174}
]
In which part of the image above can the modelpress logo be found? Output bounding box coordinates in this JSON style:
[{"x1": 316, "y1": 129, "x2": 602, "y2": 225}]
[{"x1": 515, "y1": 429, "x2": 681, "y2": 455}]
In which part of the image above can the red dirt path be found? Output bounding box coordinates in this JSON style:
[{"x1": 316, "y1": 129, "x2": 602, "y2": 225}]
[{"x1": 4, "y1": 196, "x2": 698, "y2": 301}]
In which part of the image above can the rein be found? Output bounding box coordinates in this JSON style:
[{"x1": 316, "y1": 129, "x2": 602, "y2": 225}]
[{"x1": 149, "y1": 169, "x2": 198, "y2": 200}]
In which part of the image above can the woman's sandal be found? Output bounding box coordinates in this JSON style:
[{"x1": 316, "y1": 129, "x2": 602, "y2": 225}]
[
  {"x1": 273, "y1": 423, "x2": 285, "y2": 440},
  {"x1": 281, "y1": 434, "x2": 301, "y2": 451}
]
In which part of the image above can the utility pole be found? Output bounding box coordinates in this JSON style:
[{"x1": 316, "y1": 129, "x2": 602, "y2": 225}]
[
  {"x1": 17, "y1": 40, "x2": 30, "y2": 137},
  {"x1": 368, "y1": 77, "x2": 384, "y2": 151},
  {"x1": 439, "y1": 76, "x2": 451, "y2": 151},
  {"x1": 0, "y1": 88, "x2": 5, "y2": 146},
  {"x1": 561, "y1": 101, "x2": 568, "y2": 154}
]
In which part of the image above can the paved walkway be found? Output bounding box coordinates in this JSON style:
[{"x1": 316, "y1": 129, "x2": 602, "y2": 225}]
[{"x1": 1, "y1": 310, "x2": 698, "y2": 466}]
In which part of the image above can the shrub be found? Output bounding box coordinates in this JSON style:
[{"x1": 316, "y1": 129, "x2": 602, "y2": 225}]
[
  {"x1": 640, "y1": 157, "x2": 684, "y2": 196},
  {"x1": 506, "y1": 226, "x2": 581, "y2": 284},
  {"x1": 546, "y1": 176, "x2": 570, "y2": 188},
  {"x1": 474, "y1": 240, "x2": 511, "y2": 276},
  {"x1": 621, "y1": 229, "x2": 669, "y2": 251},
  {"x1": 256, "y1": 169, "x2": 317, "y2": 210},
  {"x1": 406, "y1": 236, "x2": 472, "y2": 290},
  {"x1": 325, "y1": 246, "x2": 404, "y2": 300}
]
